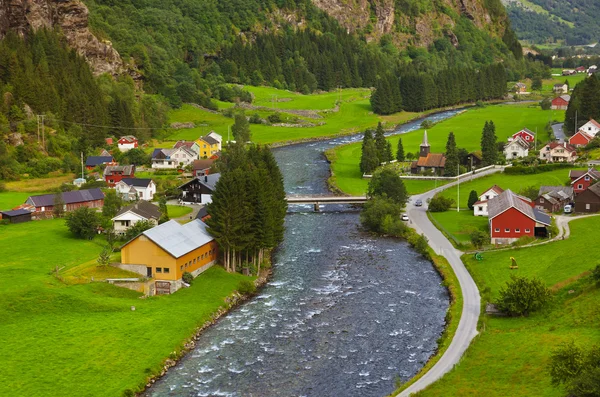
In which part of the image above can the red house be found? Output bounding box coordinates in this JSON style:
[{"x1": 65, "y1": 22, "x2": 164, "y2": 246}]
[
  {"x1": 568, "y1": 130, "x2": 594, "y2": 148},
  {"x1": 488, "y1": 189, "x2": 551, "y2": 245},
  {"x1": 118, "y1": 135, "x2": 139, "y2": 152},
  {"x1": 104, "y1": 165, "x2": 136, "y2": 187},
  {"x1": 570, "y1": 169, "x2": 600, "y2": 194},
  {"x1": 551, "y1": 95, "x2": 570, "y2": 110},
  {"x1": 511, "y1": 128, "x2": 535, "y2": 145}
]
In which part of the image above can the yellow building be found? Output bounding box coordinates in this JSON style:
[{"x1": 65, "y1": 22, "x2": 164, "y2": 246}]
[
  {"x1": 195, "y1": 133, "x2": 221, "y2": 158},
  {"x1": 120, "y1": 219, "x2": 218, "y2": 294}
]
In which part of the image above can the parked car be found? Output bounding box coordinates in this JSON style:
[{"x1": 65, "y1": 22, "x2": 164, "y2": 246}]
[
  {"x1": 564, "y1": 204, "x2": 573, "y2": 214},
  {"x1": 401, "y1": 214, "x2": 409, "y2": 221},
  {"x1": 415, "y1": 199, "x2": 423, "y2": 207}
]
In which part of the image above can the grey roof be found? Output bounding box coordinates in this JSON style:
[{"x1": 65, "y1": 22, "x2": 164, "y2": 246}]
[
  {"x1": 179, "y1": 173, "x2": 221, "y2": 191},
  {"x1": 103, "y1": 165, "x2": 135, "y2": 176},
  {"x1": 196, "y1": 207, "x2": 209, "y2": 219},
  {"x1": 588, "y1": 181, "x2": 600, "y2": 197},
  {"x1": 541, "y1": 193, "x2": 559, "y2": 205},
  {"x1": 114, "y1": 200, "x2": 161, "y2": 220},
  {"x1": 533, "y1": 208, "x2": 552, "y2": 225},
  {"x1": 538, "y1": 185, "x2": 573, "y2": 201},
  {"x1": 488, "y1": 189, "x2": 551, "y2": 225},
  {"x1": 1, "y1": 209, "x2": 31, "y2": 217},
  {"x1": 560, "y1": 95, "x2": 571, "y2": 102},
  {"x1": 86, "y1": 156, "x2": 113, "y2": 167},
  {"x1": 137, "y1": 219, "x2": 214, "y2": 258},
  {"x1": 27, "y1": 188, "x2": 105, "y2": 207},
  {"x1": 506, "y1": 136, "x2": 529, "y2": 150},
  {"x1": 120, "y1": 178, "x2": 152, "y2": 188},
  {"x1": 202, "y1": 135, "x2": 219, "y2": 145}
]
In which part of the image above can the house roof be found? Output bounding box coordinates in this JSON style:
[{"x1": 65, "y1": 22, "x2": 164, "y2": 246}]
[
  {"x1": 125, "y1": 219, "x2": 213, "y2": 258},
  {"x1": 173, "y1": 141, "x2": 196, "y2": 149},
  {"x1": 195, "y1": 207, "x2": 209, "y2": 220},
  {"x1": 27, "y1": 188, "x2": 105, "y2": 207},
  {"x1": 103, "y1": 165, "x2": 135, "y2": 177},
  {"x1": 515, "y1": 128, "x2": 535, "y2": 137},
  {"x1": 546, "y1": 142, "x2": 577, "y2": 153},
  {"x1": 554, "y1": 83, "x2": 567, "y2": 88},
  {"x1": 587, "y1": 181, "x2": 600, "y2": 197},
  {"x1": 571, "y1": 168, "x2": 600, "y2": 184},
  {"x1": 415, "y1": 153, "x2": 445, "y2": 168},
  {"x1": 515, "y1": 82, "x2": 526, "y2": 87},
  {"x1": 192, "y1": 159, "x2": 215, "y2": 171},
  {"x1": 488, "y1": 189, "x2": 551, "y2": 225},
  {"x1": 469, "y1": 151, "x2": 483, "y2": 160},
  {"x1": 119, "y1": 178, "x2": 153, "y2": 188},
  {"x1": 99, "y1": 149, "x2": 111, "y2": 157},
  {"x1": 179, "y1": 173, "x2": 221, "y2": 191},
  {"x1": 585, "y1": 119, "x2": 600, "y2": 129},
  {"x1": 119, "y1": 135, "x2": 137, "y2": 143},
  {"x1": 558, "y1": 95, "x2": 571, "y2": 102},
  {"x1": 506, "y1": 136, "x2": 530, "y2": 150},
  {"x1": 114, "y1": 200, "x2": 161, "y2": 221},
  {"x1": 538, "y1": 185, "x2": 573, "y2": 201},
  {"x1": 201, "y1": 135, "x2": 220, "y2": 145},
  {"x1": 207, "y1": 131, "x2": 222, "y2": 142},
  {"x1": 1, "y1": 209, "x2": 32, "y2": 217},
  {"x1": 482, "y1": 185, "x2": 505, "y2": 196},
  {"x1": 571, "y1": 130, "x2": 594, "y2": 142},
  {"x1": 86, "y1": 156, "x2": 114, "y2": 167}
]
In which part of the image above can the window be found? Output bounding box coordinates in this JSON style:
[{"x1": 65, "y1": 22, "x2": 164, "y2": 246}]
[
  {"x1": 540, "y1": 198, "x2": 544, "y2": 203},
  {"x1": 485, "y1": 195, "x2": 490, "y2": 199},
  {"x1": 180, "y1": 265, "x2": 183, "y2": 271},
  {"x1": 525, "y1": 229, "x2": 530, "y2": 233},
  {"x1": 156, "y1": 267, "x2": 162, "y2": 273},
  {"x1": 505, "y1": 228, "x2": 510, "y2": 233},
  {"x1": 578, "y1": 184, "x2": 583, "y2": 189},
  {"x1": 586, "y1": 204, "x2": 591, "y2": 210},
  {"x1": 494, "y1": 228, "x2": 500, "y2": 233},
  {"x1": 478, "y1": 206, "x2": 483, "y2": 211},
  {"x1": 164, "y1": 268, "x2": 170, "y2": 274},
  {"x1": 193, "y1": 258, "x2": 196, "y2": 264},
  {"x1": 185, "y1": 263, "x2": 188, "y2": 268},
  {"x1": 515, "y1": 228, "x2": 520, "y2": 233},
  {"x1": 585, "y1": 176, "x2": 590, "y2": 181}
]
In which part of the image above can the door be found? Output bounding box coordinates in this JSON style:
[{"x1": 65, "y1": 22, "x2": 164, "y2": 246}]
[{"x1": 146, "y1": 267, "x2": 152, "y2": 277}]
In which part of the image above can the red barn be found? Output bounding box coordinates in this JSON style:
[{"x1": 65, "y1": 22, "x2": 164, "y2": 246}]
[
  {"x1": 511, "y1": 128, "x2": 535, "y2": 145},
  {"x1": 104, "y1": 165, "x2": 136, "y2": 187},
  {"x1": 551, "y1": 95, "x2": 570, "y2": 110},
  {"x1": 488, "y1": 189, "x2": 551, "y2": 245},
  {"x1": 118, "y1": 135, "x2": 139, "y2": 152},
  {"x1": 570, "y1": 169, "x2": 600, "y2": 194},
  {"x1": 568, "y1": 130, "x2": 593, "y2": 148},
  {"x1": 25, "y1": 189, "x2": 105, "y2": 219}
]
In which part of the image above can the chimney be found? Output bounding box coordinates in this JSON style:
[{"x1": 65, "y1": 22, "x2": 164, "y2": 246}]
[{"x1": 204, "y1": 175, "x2": 208, "y2": 183}]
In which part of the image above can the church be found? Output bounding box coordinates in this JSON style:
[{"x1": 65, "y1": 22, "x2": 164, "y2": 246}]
[{"x1": 410, "y1": 131, "x2": 446, "y2": 175}]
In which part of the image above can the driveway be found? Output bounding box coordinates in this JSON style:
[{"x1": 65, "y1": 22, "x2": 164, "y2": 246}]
[{"x1": 552, "y1": 123, "x2": 566, "y2": 142}]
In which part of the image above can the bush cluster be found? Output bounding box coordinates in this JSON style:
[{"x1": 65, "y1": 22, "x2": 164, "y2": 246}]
[
  {"x1": 504, "y1": 163, "x2": 572, "y2": 175},
  {"x1": 428, "y1": 195, "x2": 454, "y2": 212}
]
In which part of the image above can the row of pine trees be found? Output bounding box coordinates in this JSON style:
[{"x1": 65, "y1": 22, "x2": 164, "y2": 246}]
[{"x1": 206, "y1": 144, "x2": 287, "y2": 275}]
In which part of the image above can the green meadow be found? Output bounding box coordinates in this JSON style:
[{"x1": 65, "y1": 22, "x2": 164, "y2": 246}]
[
  {"x1": 0, "y1": 219, "x2": 251, "y2": 396},
  {"x1": 418, "y1": 216, "x2": 600, "y2": 397},
  {"x1": 166, "y1": 204, "x2": 193, "y2": 218},
  {"x1": 428, "y1": 210, "x2": 488, "y2": 243},
  {"x1": 0, "y1": 191, "x2": 32, "y2": 210},
  {"x1": 330, "y1": 103, "x2": 564, "y2": 196}
]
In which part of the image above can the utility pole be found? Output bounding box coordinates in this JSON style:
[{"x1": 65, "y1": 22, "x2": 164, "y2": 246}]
[
  {"x1": 457, "y1": 163, "x2": 460, "y2": 213},
  {"x1": 36, "y1": 115, "x2": 40, "y2": 143},
  {"x1": 41, "y1": 114, "x2": 45, "y2": 150},
  {"x1": 80, "y1": 152, "x2": 84, "y2": 180},
  {"x1": 575, "y1": 110, "x2": 578, "y2": 133}
]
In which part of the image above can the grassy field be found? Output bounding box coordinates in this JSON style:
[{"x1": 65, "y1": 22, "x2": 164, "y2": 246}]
[
  {"x1": 438, "y1": 168, "x2": 577, "y2": 209},
  {"x1": 429, "y1": 210, "x2": 488, "y2": 243},
  {"x1": 4, "y1": 173, "x2": 74, "y2": 192},
  {"x1": 418, "y1": 216, "x2": 600, "y2": 396},
  {"x1": 0, "y1": 219, "x2": 251, "y2": 396},
  {"x1": 330, "y1": 103, "x2": 563, "y2": 196},
  {"x1": 166, "y1": 204, "x2": 193, "y2": 218},
  {"x1": 0, "y1": 191, "x2": 32, "y2": 210},
  {"x1": 245, "y1": 86, "x2": 370, "y2": 110}
]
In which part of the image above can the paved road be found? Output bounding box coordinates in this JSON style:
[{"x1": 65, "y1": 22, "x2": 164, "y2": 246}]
[
  {"x1": 395, "y1": 168, "x2": 505, "y2": 396},
  {"x1": 552, "y1": 123, "x2": 566, "y2": 142}
]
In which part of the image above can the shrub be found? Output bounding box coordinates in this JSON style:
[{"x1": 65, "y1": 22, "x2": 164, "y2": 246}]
[
  {"x1": 420, "y1": 119, "x2": 433, "y2": 129},
  {"x1": 0, "y1": 182, "x2": 6, "y2": 192},
  {"x1": 237, "y1": 280, "x2": 256, "y2": 295},
  {"x1": 267, "y1": 112, "x2": 282, "y2": 123},
  {"x1": 540, "y1": 97, "x2": 552, "y2": 110},
  {"x1": 182, "y1": 271, "x2": 194, "y2": 285},
  {"x1": 504, "y1": 163, "x2": 572, "y2": 175},
  {"x1": 467, "y1": 190, "x2": 478, "y2": 210},
  {"x1": 360, "y1": 196, "x2": 402, "y2": 234},
  {"x1": 428, "y1": 195, "x2": 454, "y2": 212},
  {"x1": 66, "y1": 207, "x2": 101, "y2": 240},
  {"x1": 495, "y1": 275, "x2": 551, "y2": 316},
  {"x1": 407, "y1": 232, "x2": 430, "y2": 260},
  {"x1": 549, "y1": 341, "x2": 600, "y2": 397},
  {"x1": 470, "y1": 229, "x2": 488, "y2": 248},
  {"x1": 249, "y1": 113, "x2": 262, "y2": 124},
  {"x1": 368, "y1": 168, "x2": 408, "y2": 204},
  {"x1": 592, "y1": 265, "x2": 600, "y2": 285}
]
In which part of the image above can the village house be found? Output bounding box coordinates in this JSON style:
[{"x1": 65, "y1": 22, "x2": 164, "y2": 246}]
[
  {"x1": 192, "y1": 159, "x2": 215, "y2": 177},
  {"x1": 514, "y1": 82, "x2": 527, "y2": 93},
  {"x1": 196, "y1": 134, "x2": 222, "y2": 158},
  {"x1": 569, "y1": 130, "x2": 594, "y2": 148},
  {"x1": 117, "y1": 136, "x2": 138, "y2": 152},
  {"x1": 151, "y1": 147, "x2": 197, "y2": 169},
  {"x1": 576, "y1": 66, "x2": 587, "y2": 73},
  {"x1": 570, "y1": 168, "x2": 600, "y2": 194},
  {"x1": 551, "y1": 95, "x2": 570, "y2": 110},
  {"x1": 173, "y1": 140, "x2": 201, "y2": 156},
  {"x1": 574, "y1": 181, "x2": 600, "y2": 213},
  {"x1": 467, "y1": 151, "x2": 483, "y2": 170},
  {"x1": 579, "y1": 119, "x2": 600, "y2": 137},
  {"x1": 488, "y1": 189, "x2": 551, "y2": 245},
  {"x1": 85, "y1": 155, "x2": 115, "y2": 170},
  {"x1": 119, "y1": 219, "x2": 219, "y2": 294},
  {"x1": 195, "y1": 207, "x2": 210, "y2": 222},
  {"x1": 562, "y1": 69, "x2": 576, "y2": 76},
  {"x1": 0, "y1": 209, "x2": 32, "y2": 224},
  {"x1": 504, "y1": 136, "x2": 530, "y2": 161},
  {"x1": 25, "y1": 189, "x2": 105, "y2": 218},
  {"x1": 538, "y1": 142, "x2": 578, "y2": 163},
  {"x1": 411, "y1": 131, "x2": 446, "y2": 175},
  {"x1": 473, "y1": 185, "x2": 504, "y2": 216},
  {"x1": 534, "y1": 186, "x2": 574, "y2": 213},
  {"x1": 115, "y1": 178, "x2": 157, "y2": 201},
  {"x1": 553, "y1": 83, "x2": 568, "y2": 94},
  {"x1": 111, "y1": 201, "x2": 161, "y2": 235},
  {"x1": 510, "y1": 128, "x2": 535, "y2": 146},
  {"x1": 103, "y1": 165, "x2": 135, "y2": 187},
  {"x1": 179, "y1": 173, "x2": 221, "y2": 204}
]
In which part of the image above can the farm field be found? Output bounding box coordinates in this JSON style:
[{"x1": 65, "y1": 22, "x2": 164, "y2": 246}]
[
  {"x1": 419, "y1": 216, "x2": 600, "y2": 397},
  {"x1": 4, "y1": 173, "x2": 74, "y2": 192},
  {"x1": 0, "y1": 219, "x2": 251, "y2": 396},
  {"x1": 330, "y1": 103, "x2": 564, "y2": 196}
]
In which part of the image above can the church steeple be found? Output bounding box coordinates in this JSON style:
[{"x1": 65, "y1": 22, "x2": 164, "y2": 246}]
[{"x1": 419, "y1": 130, "x2": 430, "y2": 157}]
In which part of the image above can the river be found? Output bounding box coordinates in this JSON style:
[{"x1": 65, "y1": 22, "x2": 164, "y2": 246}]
[{"x1": 145, "y1": 109, "x2": 462, "y2": 397}]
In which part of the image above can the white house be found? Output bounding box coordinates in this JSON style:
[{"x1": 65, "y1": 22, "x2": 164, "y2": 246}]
[
  {"x1": 579, "y1": 119, "x2": 600, "y2": 138},
  {"x1": 553, "y1": 83, "x2": 568, "y2": 94},
  {"x1": 539, "y1": 142, "x2": 578, "y2": 163},
  {"x1": 111, "y1": 201, "x2": 161, "y2": 235},
  {"x1": 207, "y1": 131, "x2": 222, "y2": 144},
  {"x1": 173, "y1": 140, "x2": 201, "y2": 156},
  {"x1": 118, "y1": 135, "x2": 138, "y2": 152},
  {"x1": 473, "y1": 185, "x2": 504, "y2": 216},
  {"x1": 115, "y1": 178, "x2": 157, "y2": 201},
  {"x1": 151, "y1": 147, "x2": 197, "y2": 169},
  {"x1": 504, "y1": 136, "x2": 529, "y2": 160}
]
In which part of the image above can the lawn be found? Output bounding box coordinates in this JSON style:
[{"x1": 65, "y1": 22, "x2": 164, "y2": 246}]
[
  {"x1": 166, "y1": 204, "x2": 193, "y2": 218},
  {"x1": 0, "y1": 219, "x2": 251, "y2": 396},
  {"x1": 428, "y1": 210, "x2": 488, "y2": 243},
  {"x1": 0, "y1": 191, "x2": 32, "y2": 210},
  {"x1": 418, "y1": 216, "x2": 600, "y2": 397},
  {"x1": 438, "y1": 167, "x2": 579, "y2": 209},
  {"x1": 330, "y1": 103, "x2": 564, "y2": 196}
]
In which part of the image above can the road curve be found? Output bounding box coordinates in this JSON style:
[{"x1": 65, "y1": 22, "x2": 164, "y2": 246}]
[{"x1": 396, "y1": 169, "x2": 503, "y2": 396}]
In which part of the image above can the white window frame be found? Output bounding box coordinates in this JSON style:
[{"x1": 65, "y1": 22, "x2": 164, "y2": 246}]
[{"x1": 505, "y1": 228, "x2": 510, "y2": 233}]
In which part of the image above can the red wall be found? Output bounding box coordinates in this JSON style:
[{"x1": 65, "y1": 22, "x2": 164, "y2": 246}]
[
  {"x1": 105, "y1": 172, "x2": 134, "y2": 187},
  {"x1": 552, "y1": 98, "x2": 568, "y2": 107},
  {"x1": 569, "y1": 132, "x2": 591, "y2": 147},
  {"x1": 513, "y1": 131, "x2": 534, "y2": 142},
  {"x1": 572, "y1": 177, "x2": 595, "y2": 194},
  {"x1": 490, "y1": 208, "x2": 536, "y2": 239}
]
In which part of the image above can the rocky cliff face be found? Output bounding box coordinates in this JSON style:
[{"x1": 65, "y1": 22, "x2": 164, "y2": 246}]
[
  {"x1": 312, "y1": 0, "x2": 501, "y2": 48},
  {"x1": 0, "y1": 0, "x2": 124, "y2": 76}
]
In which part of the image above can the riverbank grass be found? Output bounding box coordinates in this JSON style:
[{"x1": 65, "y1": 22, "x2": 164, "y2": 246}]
[{"x1": 0, "y1": 219, "x2": 252, "y2": 397}]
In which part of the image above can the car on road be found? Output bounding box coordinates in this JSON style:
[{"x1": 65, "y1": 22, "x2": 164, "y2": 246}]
[
  {"x1": 415, "y1": 199, "x2": 423, "y2": 207},
  {"x1": 401, "y1": 214, "x2": 409, "y2": 221}
]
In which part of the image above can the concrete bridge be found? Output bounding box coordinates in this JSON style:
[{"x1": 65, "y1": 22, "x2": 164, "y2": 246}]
[{"x1": 285, "y1": 195, "x2": 368, "y2": 211}]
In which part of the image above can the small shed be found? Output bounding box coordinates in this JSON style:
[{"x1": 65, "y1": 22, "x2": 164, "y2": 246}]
[{"x1": 0, "y1": 209, "x2": 32, "y2": 224}]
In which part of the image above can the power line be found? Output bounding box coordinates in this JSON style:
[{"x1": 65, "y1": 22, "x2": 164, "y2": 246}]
[{"x1": 44, "y1": 117, "x2": 174, "y2": 131}]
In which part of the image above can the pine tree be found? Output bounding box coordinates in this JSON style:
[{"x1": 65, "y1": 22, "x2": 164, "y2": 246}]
[
  {"x1": 374, "y1": 122, "x2": 390, "y2": 162},
  {"x1": 360, "y1": 130, "x2": 379, "y2": 175},
  {"x1": 396, "y1": 138, "x2": 405, "y2": 162},
  {"x1": 444, "y1": 131, "x2": 459, "y2": 176},
  {"x1": 232, "y1": 111, "x2": 251, "y2": 143},
  {"x1": 468, "y1": 190, "x2": 479, "y2": 210},
  {"x1": 481, "y1": 120, "x2": 498, "y2": 166}
]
